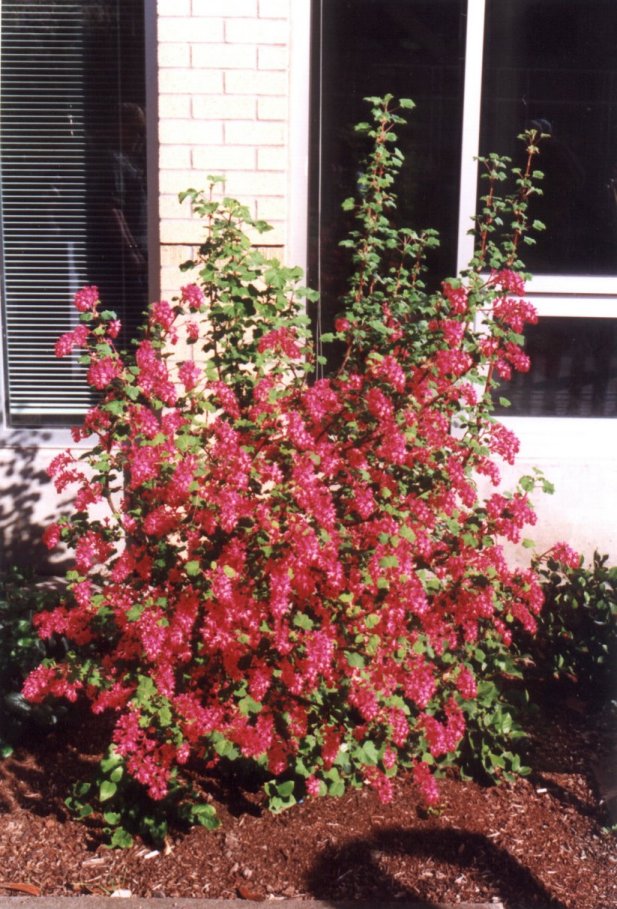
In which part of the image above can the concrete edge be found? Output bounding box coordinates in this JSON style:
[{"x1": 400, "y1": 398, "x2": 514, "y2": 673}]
[{"x1": 0, "y1": 899, "x2": 506, "y2": 909}]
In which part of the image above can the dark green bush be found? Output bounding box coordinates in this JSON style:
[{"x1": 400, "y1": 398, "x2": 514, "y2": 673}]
[
  {"x1": 449, "y1": 551, "x2": 616, "y2": 786},
  {"x1": 0, "y1": 568, "x2": 68, "y2": 755},
  {"x1": 526, "y1": 550, "x2": 617, "y2": 700},
  {"x1": 452, "y1": 634, "x2": 534, "y2": 784}
]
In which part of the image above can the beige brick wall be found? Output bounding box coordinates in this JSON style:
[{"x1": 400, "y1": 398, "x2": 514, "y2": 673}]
[{"x1": 157, "y1": 0, "x2": 291, "y2": 298}]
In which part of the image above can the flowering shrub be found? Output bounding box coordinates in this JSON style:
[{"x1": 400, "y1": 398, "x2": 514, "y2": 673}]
[{"x1": 25, "y1": 96, "x2": 576, "y2": 828}]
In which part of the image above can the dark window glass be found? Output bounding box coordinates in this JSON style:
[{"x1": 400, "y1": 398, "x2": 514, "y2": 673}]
[
  {"x1": 0, "y1": 0, "x2": 147, "y2": 426},
  {"x1": 480, "y1": 0, "x2": 617, "y2": 276},
  {"x1": 498, "y1": 318, "x2": 617, "y2": 417},
  {"x1": 309, "y1": 0, "x2": 467, "y2": 366}
]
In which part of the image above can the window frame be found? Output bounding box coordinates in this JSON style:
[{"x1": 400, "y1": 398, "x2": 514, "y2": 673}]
[
  {"x1": 456, "y1": 0, "x2": 617, "y2": 447},
  {"x1": 457, "y1": 0, "x2": 617, "y2": 311},
  {"x1": 306, "y1": 0, "x2": 617, "y2": 454},
  {"x1": 0, "y1": 0, "x2": 159, "y2": 446}
]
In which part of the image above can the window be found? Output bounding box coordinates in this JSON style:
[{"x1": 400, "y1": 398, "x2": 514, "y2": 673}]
[
  {"x1": 309, "y1": 0, "x2": 467, "y2": 364},
  {"x1": 0, "y1": 0, "x2": 149, "y2": 428},
  {"x1": 310, "y1": 0, "x2": 617, "y2": 419}
]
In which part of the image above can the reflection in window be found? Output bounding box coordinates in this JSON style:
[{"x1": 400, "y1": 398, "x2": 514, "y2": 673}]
[
  {"x1": 496, "y1": 318, "x2": 617, "y2": 417},
  {"x1": 309, "y1": 0, "x2": 467, "y2": 367},
  {"x1": 0, "y1": 0, "x2": 147, "y2": 426},
  {"x1": 481, "y1": 0, "x2": 617, "y2": 277}
]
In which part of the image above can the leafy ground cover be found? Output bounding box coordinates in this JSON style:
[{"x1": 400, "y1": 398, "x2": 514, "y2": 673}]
[{"x1": 0, "y1": 684, "x2": 615, "y2": 909}]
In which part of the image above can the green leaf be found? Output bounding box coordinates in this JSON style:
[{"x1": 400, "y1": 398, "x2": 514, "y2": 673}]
[
  {"x1": 275, "y1": 779, "x2": 295, "y2": 798},
  {"x1": 519, "y1": 475, "x2": 535, "y2": 493},
  {"x1": 238, "y1": 695, "x2": 262, "y2": 716},
  {"x1": 379, "y1": 555, "x2": 399, "y2": 569},
  {"x1": 126, "y1": 604, "x2": 144, "y2": 622},
  {"x1": 360, "y1": 740, "x2": 380, "y2": 766},
  {"x1": 185, "y1": 560, "x2": 201, "y2": 577},
  {"x1": 100, "y1": 749, "x2": 123, "y2": 773},
  {"x1": 345, "y1": 651, "x2": 365, "y2": 669},
  {"x1": 110, "y1": 828, "x2": 134, "y2": 849},
  {"x1": 99, "y1": 780, "x2": 117, "y2": 802},
  {"x1": 293, "y1": 612, "x2": 314, "y2": 630},
  {"x1": 190, "y1": 803, "x2": 220, "y2": 829},
  {"x1": 103, "y1": 811, "x2": 122, "y2": 825},
  {"x1": 109, "y1": 766, "x2": 124, "y2": 783},
  {"x1": 103, "y1": 399, "x2": 125, "y2": 416}
]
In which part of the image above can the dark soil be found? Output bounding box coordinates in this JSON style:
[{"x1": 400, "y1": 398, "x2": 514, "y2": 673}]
[{"x1": 0, "y1": 689, "x2": 615, "y2": 909}]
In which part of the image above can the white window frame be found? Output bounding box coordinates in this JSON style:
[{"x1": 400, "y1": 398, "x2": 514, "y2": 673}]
[
  {"x1": 0, "y1": 0, "x2": 159, "y2": 447},
  {"x1": 456, "y1": 0, "x2": 617, "y2": 460},
  {"x1": 298, "y1": 0, "x2": 617, "y2": 459}
]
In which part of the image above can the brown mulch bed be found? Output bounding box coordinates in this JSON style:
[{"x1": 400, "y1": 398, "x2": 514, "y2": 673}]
[{"x1": 0, "y1": 691, "x2": 615, "y2": 909}]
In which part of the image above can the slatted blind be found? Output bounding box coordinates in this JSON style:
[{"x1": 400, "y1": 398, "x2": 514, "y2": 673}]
[{"x1": 0, "y1": 0, "x2": 147, "y2": 427}]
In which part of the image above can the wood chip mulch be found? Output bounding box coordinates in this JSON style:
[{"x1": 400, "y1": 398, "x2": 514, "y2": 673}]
[{"x1": 0, "y1": 691, "x2": 615, "y2": 909}]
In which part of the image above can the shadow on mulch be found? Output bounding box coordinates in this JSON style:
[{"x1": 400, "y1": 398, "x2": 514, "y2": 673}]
[
  {"x1": 0, "y1": 706, "x2": 109, "y2": 822},
  {"x1": 307, "y1": 826, "x2": 568, "y2": 909}
]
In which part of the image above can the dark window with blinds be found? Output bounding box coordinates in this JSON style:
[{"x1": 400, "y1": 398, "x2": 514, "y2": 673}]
[{"x1": 0, "y1": 0, "x2": 147, "y2": 427}]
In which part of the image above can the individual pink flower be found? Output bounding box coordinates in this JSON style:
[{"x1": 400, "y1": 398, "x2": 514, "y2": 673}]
[
  {"x1": 413, "y1": 760, "x2": 440, "y2": 806},
  {"x1": 150, "y1": 300, "x2": 176, "y2": 331},
  {"x1": 42, "y1": 522, "x2": 62, "y2": 550},
  {"x1": 87, "y1": 357, "x2": 122, "y2": 390},
  {"x1": 178, "y1": 359, "x2": 202, "y2": 391},
  {"x1": 364, "y1": 767, "x2": 394, "y2": 803},
  {"x1": 185, "y1": 321, "x2": 199, "y2": 341},
  {"x1": 107, "y1": 319, "x2": 122, "y2": 339},
  {"x1": 456, "y1": 667, "x2": 477, "y2": 700},
  {"x1": 489, "y1": 268, "x2": 526, "y2": 296},
  {"x1": 321, "y1": 726, "x2": 341, "y2": 769},
  {"x1": 75, "y1": 530, "x2": 113, "y2": 574},
  {"x1": 257, "y1": 326, "x2": 302, "y2": 359},
  {"x1": 442, "y1": 280, "x2": 468, "y2": 315},
  {"x1": 435, "y1": 348, "x2": 473, "y2": 378},
  {"x1": 22, "y1": 664, "x2": 82, "y2": 704},
  {"x1": 181, "y1": 283, "x2": 205, "y2": 311},
  {"x1": 306, "y1": 776, "x2": 322, "y2": 797},
  {"x1": 55, "y1": 324, "x2": 90, "y2": 358},
  {"x1": 73, "y1": 285, "x2": 100, "y2": 312},
  {"x1": 549, "y1": 542, "x2": 580, "y2": 569}
]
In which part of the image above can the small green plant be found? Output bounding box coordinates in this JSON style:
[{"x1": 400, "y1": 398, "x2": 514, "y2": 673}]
[
  {"x1": 451, "y1": 634, "x2": 533, "y2": 783},
  {"x1": 65, "y1": 745, "x2": 219, "y2": 848},
  {"x1": 0, "y1": 568, "x2": 67, "y2": 756},
  {"x1": 449, "y1": 552, "x2": 617, "y2": 784},
  {"x1": 526, "y1": 550, "x2": 617, "y2": 699}
]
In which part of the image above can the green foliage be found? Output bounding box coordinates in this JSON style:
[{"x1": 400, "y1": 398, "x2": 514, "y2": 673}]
[
  {"x1": 0, "y1": 569, "x2": 67, "y2": 756},
  {"x1": 526, "y1": 551, "x2": 617, "y2": 699},
  {"x1": 445, "y1": 552, "x2": 617, "y2": 784},
  {"x1": 452, "y1": 636, "x2": 533, "y2": 784},
  {"x1": 65, "y1": 745, "x2": 219, "y2": 848},
  {"x1": 177, "y1": 184, "x2": 316, "y2": 398}
]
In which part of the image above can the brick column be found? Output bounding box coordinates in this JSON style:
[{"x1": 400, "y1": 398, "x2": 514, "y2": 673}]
[{"x1": 156, "y1": 0, "x2": 290, "y2": 299}]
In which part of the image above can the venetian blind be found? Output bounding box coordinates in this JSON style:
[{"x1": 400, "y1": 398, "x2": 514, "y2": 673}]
[{"x1": 0, "y1": 0, "x2": 147, "y2": 427}]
